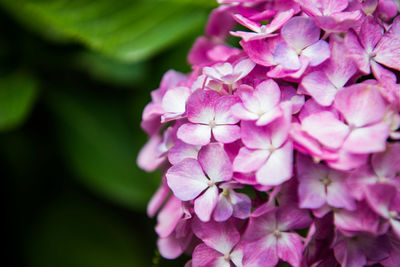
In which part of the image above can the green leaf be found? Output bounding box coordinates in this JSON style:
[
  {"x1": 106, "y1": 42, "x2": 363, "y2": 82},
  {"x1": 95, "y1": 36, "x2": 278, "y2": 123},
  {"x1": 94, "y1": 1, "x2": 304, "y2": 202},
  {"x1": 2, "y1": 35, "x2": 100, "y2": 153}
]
[
  {"x1": 26, "y1": 192, "x2": 151, "y2": 267},
  {"x1": 0, "y1": 72, "x2": 38, "y2": 131},
  {"x1": 0, "y1": 0, "x2": 216, "y2": 62},
  {"x1": 46, "y1": 89, "x2": 159, "y2": 211}
]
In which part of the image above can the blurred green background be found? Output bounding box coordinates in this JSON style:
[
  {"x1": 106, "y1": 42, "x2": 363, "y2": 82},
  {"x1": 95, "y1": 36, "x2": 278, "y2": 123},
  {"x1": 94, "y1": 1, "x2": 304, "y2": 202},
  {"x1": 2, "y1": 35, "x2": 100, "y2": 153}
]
[{"x1": 1, "y1": 0, "x2": 216, "y2": 266}]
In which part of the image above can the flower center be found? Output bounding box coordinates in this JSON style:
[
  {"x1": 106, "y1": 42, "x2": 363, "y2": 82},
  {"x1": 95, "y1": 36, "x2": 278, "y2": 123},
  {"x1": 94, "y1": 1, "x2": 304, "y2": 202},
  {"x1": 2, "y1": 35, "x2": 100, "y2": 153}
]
[
  {"x1": 209, "y1": 120, "x2": 217, "y2": 128},
  {"x1": 224, "y1": 253, "x2": 231, "y2": 262}
]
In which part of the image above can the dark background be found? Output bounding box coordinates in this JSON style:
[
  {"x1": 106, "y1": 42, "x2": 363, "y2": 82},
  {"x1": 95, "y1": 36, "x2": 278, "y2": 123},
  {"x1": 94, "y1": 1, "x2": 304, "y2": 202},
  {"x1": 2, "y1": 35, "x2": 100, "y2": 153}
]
[{"x1": 1, "y1": 1, "x2": 216, "y2": 266}]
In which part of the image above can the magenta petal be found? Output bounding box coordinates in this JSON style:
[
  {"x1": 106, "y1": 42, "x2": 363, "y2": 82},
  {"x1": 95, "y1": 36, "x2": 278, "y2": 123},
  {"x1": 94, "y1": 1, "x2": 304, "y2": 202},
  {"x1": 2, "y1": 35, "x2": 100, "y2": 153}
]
[
  {"x1": 243, "y1": 236, "x2": 279, "y2": 267},
  {"x1": 276, "y1": 232, "x2": 303, "y2": 267},
  {"x1": 233, "y1": 147, "x2": 270, "y2": 173},
  {"x1": 157, "y1": 236, "x2": 184, "y2": 259},
  {"x1": 374, "y1": 35, "x2": 400, "y2": 71},
  {"x1": 241, "y1": 37, "x2": 280, "y2": 67},
  {"x1": 302, "y1": 111, "x2": 350, "y2": 150},
  {"x1": 168, "y1": 141, "x2": 200, "y2": 165},
  {"x1": 187, "y1": 89, "x2": 219, "y2": 124},
  {"x1": 192, "y1": 243, "x2": 225, "y2": 267},
  {"x1": 326, "y1": 172, "x2": 356, "y2": 210},
  {"x1": 302, "y1": 40, "x2": 330, "y2": 66},
  {"x1": 213, "y1": 125, "x2": 241, "y2": 144},
  {"x1": 334, "y1": 203, "x2": 379, "y2": 234},
  {"x1": 231, "y1": 191, "x2": 251, "y2": 219},
  {"x1": 194, "y1": 185, "x2": 219, "y2": 222},
  {"x1": 192, "y1": 218, "x2": 240, "y2": 254},
  {"x1": 277, "y1": 205, "x2": 313, "y2": 230},
  {"x1": 364, "y1": 183, "x2": 396, "y2": 218},
  {"x1": 177, "y1": 123, "x2": 211, "y2": 146},
  {"x1": 215, "y1": 96, "x2": 240, "y2": 124},
  {"x1": 359, "y1": 16, "x2": 384, "y2": 52},
  {"x1": 324, "y1": 40, "x2": 357, "y2": 89},
  {"x1": 372, "y1": 142, "x2": 400, "y2": 179},
  {"x1": 273, "y1": 42, "x2": 301, "y2": 70},
  {"x1": 342, "y1": 122, "x2": 390, "y2": 154},
  {"x1": 137, "y1": 134, "x2": 165, "y2": 172},
  {"x1": 301, "y1": 71, "x2": 338, "y2": 106},
  {"x1": 231, "y1": 103, "x2": 259, "y2": 121},
  {"x1": 256, "y1": 141, "x2": 293, "y2": 186},
  {"x1": 255, "y1": 79, "x2": 281, "y2": 112},
  {"x1": 166, "y1": 158, "x2": 208, "y2": 201},
  {"x1": 345, "y1": 30, "x2": 370, "y2": 74},
  {"x1": 281, "y1": 17, "x2": 320, "y2": 51},
  {"x1": 147, "y1": 183, "x2": 169, "y2": 217},
  {"x1": 334, "y1": 84, "x2": 387, "y2": 127},
  {"x1": 198, "y1": 143, "x2": 232, "y2": 183},
  {"x1": 241, "y1": 120, "x2": 272, "y2": 149},
  {"x1": 213, "y1": 194, "x2": 233, "y2": 222},
  {"x1": 156, "y1": 196, "x2": 183, "y2": 238}
]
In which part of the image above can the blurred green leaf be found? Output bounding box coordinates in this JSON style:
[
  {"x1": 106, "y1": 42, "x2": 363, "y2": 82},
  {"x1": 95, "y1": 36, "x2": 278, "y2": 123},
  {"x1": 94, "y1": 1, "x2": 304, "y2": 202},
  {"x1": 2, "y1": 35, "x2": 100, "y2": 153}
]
[
  {"x1": 47, "y1": 89, "x2": 159, "y2": 211},
  {"x1": 0, "y1": 0, "x2": 216, "y2": 62},
  {"x1": 75, "y1": 51, "x2": 150, "y2": 86},
  {"x1": 27, "y1": 192, "x2": 151, "y2": 267},
  {"x1": 0, "y1": 72, "x2": 38, "y2": 131}
]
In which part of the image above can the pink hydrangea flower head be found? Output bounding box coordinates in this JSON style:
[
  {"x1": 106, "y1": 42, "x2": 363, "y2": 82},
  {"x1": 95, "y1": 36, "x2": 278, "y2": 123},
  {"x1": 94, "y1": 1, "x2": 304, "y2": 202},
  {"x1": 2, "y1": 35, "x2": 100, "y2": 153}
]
[{"x1": 139, "y1": 1, "x2": 400, "y2": 265}]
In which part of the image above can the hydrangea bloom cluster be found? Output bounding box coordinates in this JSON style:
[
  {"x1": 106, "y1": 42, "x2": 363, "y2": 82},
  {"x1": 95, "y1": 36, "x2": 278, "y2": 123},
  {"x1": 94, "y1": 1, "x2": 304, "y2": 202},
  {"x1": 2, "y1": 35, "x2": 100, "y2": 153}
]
[{"x1": 138, "y1": 1, "x2": 400, "y2": 266}]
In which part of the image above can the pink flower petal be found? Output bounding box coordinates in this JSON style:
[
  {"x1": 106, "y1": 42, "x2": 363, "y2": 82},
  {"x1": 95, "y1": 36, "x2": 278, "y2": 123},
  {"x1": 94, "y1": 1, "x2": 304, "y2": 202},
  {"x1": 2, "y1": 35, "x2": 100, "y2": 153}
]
[
  {"x1": 231, "y1": 191, "x2": 251, "y2": 219},
  {"x1": 372, "y1": 142, "x2": 400, "y2": 179},
  {"x1": 256, "y1": 141, "x2": 293, "y2": 186},
  {"x1": 359, "y1": 16, "x2": 384, "y2": 52},
  {"x1": 233, "y1": 147, "x2": 270, "y2": 173},
  {"x1": 166, "y1": 158, "x2": 208, "y2": 201},
  {"x1": 214, "y1": 96, "x2": 240, "y2": 125},
  {"x1": 198, "y1": 143, "x2": 232, "y2": 183},
  {"x1": 161, "y1": 86, "x2": 190, "y2": 122},
  {"x1": 137, "y1": 134, "x2": 165, "y2": 172},
  {"x1": 302, "y1": 111, "x2": 350, "y2": 150},
  {"x1": 374, "y1": 35, "x2": 400, "y2": 71},
  {"x1": 324, "y1": 39, "x2": 357, "y2": 89},
  {"x1": 192, "y1": 218, "x2": 240, "y2": 254},
  {"x1": 213, "y1": 124, "x2": 241, "y2": 144},
  {"x1": 192, "y1": 243, "x2": 226, "y2": 267},
  {"x1": 168, "y1": 141, "x2": 200, "y2": 165},
  {"x1": 334, "y1": 83, "x2": 387, "y2": 127},
  {"x1": 213, "y1": 194, "x2": 233, "y2": 222},
  {"x1": 241, "y1": 120, "x2": 272, "y2": 149},
  {"x1": 273, "y1": 42, "x2": 301, "y2": 70},
  {"x1": 301, "y1": 71, "x2": 338, "y2": 106},
  {"x1": 157, "y1": 235, "x2": 185, "y2": 259},
  {"x1": 364, "y1": 183, "x2": 396, "y2": 218},
  {"x1": 177, "y1": 123, "x2": 211, "y2": 146},
  {"x1": 345, "y1": 29, "x2": 370, "y2": 74},
  {"x1": 156, "y1": 196, "x2": 183, "y2": 238},
  {"x1": 243, "y1": 235, "x2": 279, "y2": 267},
  {"x1": 276, "y1": 232, "x2": 303, "y2": 267},
  {"x1": 194, "y1": 185, "x2": 219, "y2": 222},
  {"x1": 342, "y1": 122, "x2": 390, "y2": 154},
  {"x1": 302, "y1": 40, "x2": 330, "y2": 66},
  {"x1": 187, "y1": 89, "x2": 219, "y2": 124},
  {"x1": 281, "y1": 17, "x2": 320, "y2": 51}
]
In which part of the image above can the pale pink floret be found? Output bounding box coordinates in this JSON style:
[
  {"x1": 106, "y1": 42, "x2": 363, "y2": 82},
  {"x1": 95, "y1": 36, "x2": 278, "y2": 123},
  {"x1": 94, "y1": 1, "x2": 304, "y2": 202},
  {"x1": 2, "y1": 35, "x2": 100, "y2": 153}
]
[
  {"x1": 231, "y1": 79, "x2": 283, "y2": 126},
  {"x1": 177, "y1": 90, "x2": 240, "y2": 146},
  {"x1": 295, "y1": 0, "x2": 363, "y2": 32},
  {"x1": 243, "y1": 206, "x2": 312, "y2": 267},
  {"x1": 230, "y1": 9, "x2": 294, "y2": 41},
  {"x1": 365, "y1": 183, "x2": 400, "y2": 238},
  {"x1": 300, "y1": 39, "x2": 357, "y2": 106},
  {"x1": 192, "y1": 218, "x2": 243, "y2": 267},
  {"x1": 213, "y1": 182, "x2": 251, "y2": 222},
  {"x1": 166, "y1": 143, "x2": 232, "y2": 221},
  {"x1": 233, "y1": 103, "x2": 293, "y2": 186},
  {"x1": 345, "y1": 16, "x2": 400, "y2": 79},
  {"x1": 203, "y1": 58, "x2": 256, "y2": 86},
  {"x1": 296, "y1": 154, "x2": 356, "y2": 212}
]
